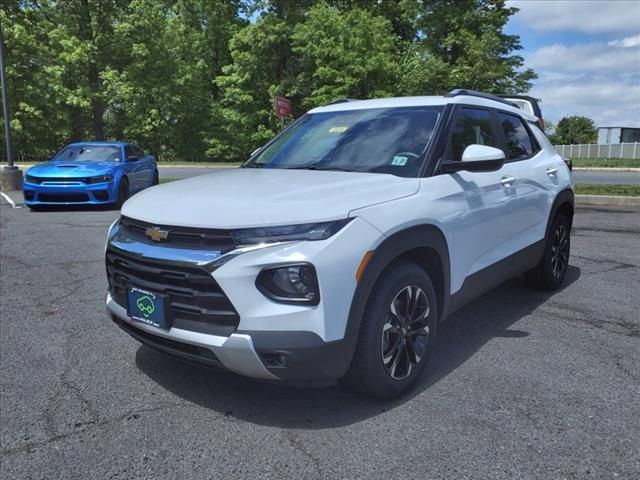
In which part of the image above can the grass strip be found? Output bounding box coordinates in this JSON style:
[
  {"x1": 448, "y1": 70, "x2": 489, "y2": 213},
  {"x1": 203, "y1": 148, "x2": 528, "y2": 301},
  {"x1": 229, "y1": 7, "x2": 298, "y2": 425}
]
[
  {"x1": 574, "y1": 184, "x2": 640, "y2": 196},
  {"x1": 572, "y1": 158, "x2": 640, "y2": 168}
]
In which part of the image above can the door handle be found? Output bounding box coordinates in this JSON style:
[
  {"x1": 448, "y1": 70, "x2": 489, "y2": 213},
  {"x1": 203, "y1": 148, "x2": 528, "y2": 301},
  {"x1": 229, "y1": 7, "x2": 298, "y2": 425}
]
[
  {"x1": 500, "y1": 176, "x2": 516, "y2": 187},
  {"x1": 546, "y1": 167, "x2": 558, "y2": 176}
]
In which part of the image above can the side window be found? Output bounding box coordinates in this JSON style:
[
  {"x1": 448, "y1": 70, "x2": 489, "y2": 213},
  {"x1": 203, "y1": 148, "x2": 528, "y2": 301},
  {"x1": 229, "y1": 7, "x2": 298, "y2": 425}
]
[
  {"x1": 125, "y1": 145, "x2": 137, "y2": 160},
  {"x1": 497, "y1": 113, "x2": 536, "y2": 160},
  {"x1": 134, "y1": 145, "x2": 145, "y2": 157},
  {"x1": 446, "y1": 108, "x2": 498, "y2": 161}
]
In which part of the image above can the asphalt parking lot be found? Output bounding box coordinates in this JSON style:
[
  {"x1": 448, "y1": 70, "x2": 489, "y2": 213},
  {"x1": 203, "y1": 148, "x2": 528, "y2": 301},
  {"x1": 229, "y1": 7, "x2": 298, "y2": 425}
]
[{"x1": 1, "y1": 199, "x2": 639, "y2": 479}]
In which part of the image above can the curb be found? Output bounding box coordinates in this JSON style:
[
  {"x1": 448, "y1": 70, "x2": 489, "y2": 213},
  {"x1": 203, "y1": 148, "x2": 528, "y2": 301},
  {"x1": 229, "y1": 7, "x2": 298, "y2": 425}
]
[
  {"x1": 576, "y1": 194, "x2": 640, "y2": 207},
  {"x1": 3, "y1": 190, "x2": 638, "y2": 209}
]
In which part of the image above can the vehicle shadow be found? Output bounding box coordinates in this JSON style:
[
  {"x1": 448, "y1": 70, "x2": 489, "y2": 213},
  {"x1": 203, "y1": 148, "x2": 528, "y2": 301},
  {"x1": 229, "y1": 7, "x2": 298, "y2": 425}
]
[{"x1": 135, "y1": 266, "x2": 581, "y2": 429}]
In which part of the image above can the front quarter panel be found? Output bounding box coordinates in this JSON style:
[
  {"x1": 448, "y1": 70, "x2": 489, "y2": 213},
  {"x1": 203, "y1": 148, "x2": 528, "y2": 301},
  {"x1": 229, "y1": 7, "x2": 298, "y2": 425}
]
[{"x1": 212, "y1": 217, "x2": 384, "y2": 343}]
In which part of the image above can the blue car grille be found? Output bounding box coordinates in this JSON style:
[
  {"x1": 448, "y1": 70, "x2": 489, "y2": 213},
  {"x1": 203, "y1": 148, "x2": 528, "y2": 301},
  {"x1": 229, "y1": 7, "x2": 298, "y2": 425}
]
[
  {"x1": 106, "y1": 249, "x2": 240, "y2": 336},
  {"x1": 27, "y1": 176, "x2": 91, "y2": 184},
  {"x1": 119, "y1": 216, "x2": 236, "y2": 251}
]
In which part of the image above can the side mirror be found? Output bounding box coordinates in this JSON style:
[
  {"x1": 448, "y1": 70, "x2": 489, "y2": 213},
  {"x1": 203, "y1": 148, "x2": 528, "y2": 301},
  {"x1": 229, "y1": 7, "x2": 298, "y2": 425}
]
[
  {"x1": 126, "y1": 155, "x2": 139, "y2": 162},
  {"x1": 440, "y1": 145, "x2": 505, "y2": 173}
]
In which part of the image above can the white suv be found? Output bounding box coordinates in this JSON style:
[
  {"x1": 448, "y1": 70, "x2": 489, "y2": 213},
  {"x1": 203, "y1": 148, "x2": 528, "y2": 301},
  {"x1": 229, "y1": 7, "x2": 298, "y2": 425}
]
[{"x1": 105, "y1": 89, "x2": 573, "y2": 398}]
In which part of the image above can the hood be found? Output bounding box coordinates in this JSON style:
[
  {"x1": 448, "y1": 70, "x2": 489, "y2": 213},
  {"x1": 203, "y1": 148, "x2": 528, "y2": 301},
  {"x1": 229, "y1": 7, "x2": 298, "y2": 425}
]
[
  {"x1": 28, "y1": 161, "x2": 116, "y2": 178},
  {"x1": 122, "y1": 168, "x2": 419, "y2": 229}
]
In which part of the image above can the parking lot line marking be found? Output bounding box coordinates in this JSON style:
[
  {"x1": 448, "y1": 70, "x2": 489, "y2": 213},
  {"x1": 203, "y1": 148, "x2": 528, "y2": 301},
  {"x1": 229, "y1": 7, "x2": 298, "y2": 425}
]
[{"x1": 0, "y1": 191, "x2": 21, "y2": 208}]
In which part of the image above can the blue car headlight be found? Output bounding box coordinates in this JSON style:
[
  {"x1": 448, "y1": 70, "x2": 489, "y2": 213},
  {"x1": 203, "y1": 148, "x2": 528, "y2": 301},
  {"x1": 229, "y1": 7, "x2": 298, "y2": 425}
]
[
  {"x1": 86, "y1": 174, "x2": 114, "y2": 184},
  {"x1": 230, "y1": 218, "x2": 352, "y2": 246}
]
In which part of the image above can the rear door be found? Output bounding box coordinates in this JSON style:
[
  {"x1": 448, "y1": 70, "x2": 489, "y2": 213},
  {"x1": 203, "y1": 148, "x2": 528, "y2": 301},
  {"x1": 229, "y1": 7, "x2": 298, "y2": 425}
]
[
  {"x1": 443, "y1": 107, "x2": 523, "y2": 282},
  {"x1": 495, "y1": 111, "x2": 558, "y2": 250},
  {"x1": 124, "y1": 144, "x2": 145, "y2": 191},
  {"x1": 133, "y1": 145, "x2": 154, "y2": 187}
]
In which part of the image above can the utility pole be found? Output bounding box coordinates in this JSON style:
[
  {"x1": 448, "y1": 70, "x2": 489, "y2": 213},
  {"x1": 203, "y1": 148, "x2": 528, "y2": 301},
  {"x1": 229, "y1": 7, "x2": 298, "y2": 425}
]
[{"x1": 0, "y1": 17, "x2": 23, "y2": 192}]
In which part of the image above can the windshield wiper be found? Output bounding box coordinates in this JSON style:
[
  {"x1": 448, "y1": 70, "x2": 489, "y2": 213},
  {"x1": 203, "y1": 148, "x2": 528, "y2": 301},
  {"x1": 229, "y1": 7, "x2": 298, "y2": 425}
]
[{"x1": 285, "y1": 163, "x2": 356, "y2": 172}]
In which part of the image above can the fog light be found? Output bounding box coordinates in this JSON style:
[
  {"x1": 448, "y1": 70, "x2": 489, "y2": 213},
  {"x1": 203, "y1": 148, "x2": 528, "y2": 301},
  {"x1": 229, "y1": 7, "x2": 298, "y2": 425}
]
[{"x1": 256, "y1": 264, "x2": 319, "y2": 305}]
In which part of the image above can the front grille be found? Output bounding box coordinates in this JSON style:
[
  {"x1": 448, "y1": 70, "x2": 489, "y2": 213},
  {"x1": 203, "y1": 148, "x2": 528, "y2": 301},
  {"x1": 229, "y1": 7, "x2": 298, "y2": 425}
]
[
  {"x1": 39, "y1": 193, "x2": 90, "y2": 203},
  {"x1": 28, "y1": 177, "x2": 89, "y2": 184},
  {"x1": 119, "y1": 216, "x2": 236, "y2": 251},
  {"x1": 106, "y1": 249, "x2": 239, "y2": 336}
]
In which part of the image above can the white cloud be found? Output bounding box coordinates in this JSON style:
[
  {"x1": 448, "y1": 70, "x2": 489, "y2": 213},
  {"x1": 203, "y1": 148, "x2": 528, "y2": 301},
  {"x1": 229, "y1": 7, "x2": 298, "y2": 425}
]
[
  {"x1": 509, "y1": 0, "x2": 640, "y2": 34},
  {"x1": 527, "y1": 40, "x2": 640, "y2": 75},
  {"x1": 608, "y1": 34, "x2": 640, "y2": 47},
  {"x1": 525, "y1": 39, "x2": 640, "y2": 127}
]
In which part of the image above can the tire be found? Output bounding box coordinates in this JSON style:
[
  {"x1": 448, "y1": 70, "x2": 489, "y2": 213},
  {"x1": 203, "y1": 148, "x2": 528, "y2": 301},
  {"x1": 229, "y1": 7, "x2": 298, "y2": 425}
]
[
  {"x1": 344, "y1": 261, "x2": 438, "y2": 399},
  {"x1": 152, "y1": 170, "x2": 159, "y2": 186},
  {"x1": 525, "y1": 213, "x2": 571, "y2": 290},
  {"x1": 115, "y1": 177, "x2": 129, "y2": 208}
]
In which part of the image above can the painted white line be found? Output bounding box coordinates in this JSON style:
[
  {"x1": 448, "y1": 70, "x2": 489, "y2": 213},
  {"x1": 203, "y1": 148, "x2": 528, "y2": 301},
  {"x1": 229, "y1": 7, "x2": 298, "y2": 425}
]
[{"x1": 0, "y1": 191, "x2": 21, "y2": 208}]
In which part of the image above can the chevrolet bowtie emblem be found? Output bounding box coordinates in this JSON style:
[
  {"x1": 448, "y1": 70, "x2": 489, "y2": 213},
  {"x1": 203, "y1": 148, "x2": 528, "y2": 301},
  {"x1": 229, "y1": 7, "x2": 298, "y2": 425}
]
[{"x1": 145, "y1": 226, "x2": 169, "y2": 242}]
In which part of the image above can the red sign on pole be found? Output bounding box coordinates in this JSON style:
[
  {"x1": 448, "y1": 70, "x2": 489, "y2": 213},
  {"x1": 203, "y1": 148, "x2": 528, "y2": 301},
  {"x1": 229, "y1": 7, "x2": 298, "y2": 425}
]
[{"x1": 274, "y1": 96, "x2": 291, "y2": 118}]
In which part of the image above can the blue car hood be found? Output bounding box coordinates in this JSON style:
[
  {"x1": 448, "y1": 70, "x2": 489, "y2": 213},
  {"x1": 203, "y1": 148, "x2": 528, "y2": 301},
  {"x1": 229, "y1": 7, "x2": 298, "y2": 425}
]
[{"x1": 28, "y1": 161, "x2": 117, "y2": 178}]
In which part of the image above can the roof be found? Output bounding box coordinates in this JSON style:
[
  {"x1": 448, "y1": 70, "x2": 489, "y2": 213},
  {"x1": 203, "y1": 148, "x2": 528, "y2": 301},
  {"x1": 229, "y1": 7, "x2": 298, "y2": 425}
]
[
  {"x1": 309, "y1": 95, "x2": 538, "y2": 122},
  {"x1": 68, "y1": 141, "x2": 127, "y2": 147}
]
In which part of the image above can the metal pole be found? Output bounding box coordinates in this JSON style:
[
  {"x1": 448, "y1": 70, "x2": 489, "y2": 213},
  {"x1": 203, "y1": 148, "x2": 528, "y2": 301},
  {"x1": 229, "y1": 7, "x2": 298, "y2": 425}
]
[{"x1": 0, "y1": 19, "x2": 14, "y2": 167}]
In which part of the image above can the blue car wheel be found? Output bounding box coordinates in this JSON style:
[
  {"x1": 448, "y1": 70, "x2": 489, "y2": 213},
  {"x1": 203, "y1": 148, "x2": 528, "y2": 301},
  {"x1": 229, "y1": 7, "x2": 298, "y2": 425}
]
[{"x1": 116, "y1": 177, "x2": 129, "y2": 208}]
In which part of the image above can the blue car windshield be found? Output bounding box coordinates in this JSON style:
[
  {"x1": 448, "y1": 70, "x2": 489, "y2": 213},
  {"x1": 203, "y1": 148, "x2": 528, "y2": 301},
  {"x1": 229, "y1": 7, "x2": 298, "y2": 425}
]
[
  {"x1": 244, "y1": 106, "x2": 442, "y2": 177},
  {"x1": 53, "y1": 146, "x2": 121, "y2": 163}
]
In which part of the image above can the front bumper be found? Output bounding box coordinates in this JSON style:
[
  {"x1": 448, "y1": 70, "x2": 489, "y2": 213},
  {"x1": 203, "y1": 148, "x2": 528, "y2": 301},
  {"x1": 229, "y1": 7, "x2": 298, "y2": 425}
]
[
  {"x1": 23, "y1": 180, "x2": 117, "y2": 205},
  {"x1": 107, "y1": 292, "x2": 352, "y2": 384},
  {"x1": 105, "y1": 215, "x2": 383, "y2": 383},
  {"x1": 107, "y1": 292, "x2": 277, "y2": 379}
]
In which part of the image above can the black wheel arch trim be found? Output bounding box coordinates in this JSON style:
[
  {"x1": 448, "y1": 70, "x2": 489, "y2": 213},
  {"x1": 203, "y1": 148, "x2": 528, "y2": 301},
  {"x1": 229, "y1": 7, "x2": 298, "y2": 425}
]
[
  {"x1": 546, "y1": 188, "x2": 575, "y2": 239},
  {"x1": 339, "y1": 224, "x2": 452, "y2": 377}
]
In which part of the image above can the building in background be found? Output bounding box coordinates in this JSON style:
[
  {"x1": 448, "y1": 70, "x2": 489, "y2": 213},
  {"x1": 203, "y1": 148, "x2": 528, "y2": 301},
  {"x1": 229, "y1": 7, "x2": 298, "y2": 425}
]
[{"x1": 597, "y1": 127, "x2": 640, "y2": 145}]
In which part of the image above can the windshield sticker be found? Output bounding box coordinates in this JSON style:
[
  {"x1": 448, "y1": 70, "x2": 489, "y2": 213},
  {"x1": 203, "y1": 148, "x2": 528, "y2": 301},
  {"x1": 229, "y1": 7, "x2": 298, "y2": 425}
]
[
  {"x1": 391, "y1": 155, "x2": 408, "y2": 166},
  {"x1": 329, "y1": 126, "x2": 348, "y2": 133}
]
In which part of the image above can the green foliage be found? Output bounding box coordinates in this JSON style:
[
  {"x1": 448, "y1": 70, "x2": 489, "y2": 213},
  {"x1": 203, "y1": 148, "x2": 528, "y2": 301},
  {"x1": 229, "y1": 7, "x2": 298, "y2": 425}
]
[
  {"x1": 2, "y1": 0, "x2": 536, "y2": 163},
  {"x1": 550, "y1": 116, "x2": 597, "y2": 145}
]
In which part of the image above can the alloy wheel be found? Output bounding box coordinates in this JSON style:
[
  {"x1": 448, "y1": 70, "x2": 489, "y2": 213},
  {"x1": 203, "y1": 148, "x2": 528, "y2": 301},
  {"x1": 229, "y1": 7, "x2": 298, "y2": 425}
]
[
  {"x1": 551, "y1": 224, "x2": 569, "y2": 278},
  {"x1": 381, "y1": 285, "x2": 431, "y2": 380}
]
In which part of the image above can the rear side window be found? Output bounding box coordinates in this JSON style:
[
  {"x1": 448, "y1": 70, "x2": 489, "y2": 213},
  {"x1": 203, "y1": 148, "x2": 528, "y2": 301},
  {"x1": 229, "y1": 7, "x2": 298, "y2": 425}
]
[
  {"x1": 446, "y1": 108, "x2": 499, "y2": 161},
  {"x1": 497, "y1": 113, "x2": 536, "y2": 160}
]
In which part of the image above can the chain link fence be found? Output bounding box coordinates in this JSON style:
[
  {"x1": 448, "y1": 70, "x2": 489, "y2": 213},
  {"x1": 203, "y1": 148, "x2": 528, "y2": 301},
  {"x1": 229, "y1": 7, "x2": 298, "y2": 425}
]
[{"x1": 554, "y1": 143, "x2": 639, "y2": 159}]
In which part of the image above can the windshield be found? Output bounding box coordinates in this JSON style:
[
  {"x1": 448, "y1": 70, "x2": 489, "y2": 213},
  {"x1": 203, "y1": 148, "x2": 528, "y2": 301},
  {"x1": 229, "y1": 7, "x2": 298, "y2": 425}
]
[
  {"x1": 52, "y1": 145, "x2": 121, "y2": 163},
  {"x1": 244, "y1": 106, "x2": 442, "y2": 177}
]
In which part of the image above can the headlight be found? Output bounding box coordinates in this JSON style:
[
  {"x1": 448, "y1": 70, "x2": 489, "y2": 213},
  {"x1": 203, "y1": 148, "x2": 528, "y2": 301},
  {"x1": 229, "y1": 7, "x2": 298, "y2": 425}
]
[
  {"x1": 256, "y1": 264, "x2": 319, "y2": 305},
  {"x1": 104, "y1": 217, "x2": 120, "y2": 252},
  {"x1": 231, "y1": 218, "x2": 352, "y2": 246},
  {"x1": 25, "y1": 175, "x2": 39, "y2": 184},
  {"x1": 87, "y1": 174, "x2": 114, "y2": 184}
]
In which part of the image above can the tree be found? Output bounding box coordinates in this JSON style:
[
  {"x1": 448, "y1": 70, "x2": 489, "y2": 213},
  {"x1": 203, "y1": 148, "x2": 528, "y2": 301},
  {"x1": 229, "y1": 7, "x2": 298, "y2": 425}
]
[
  {"x1": 415, "y1": 0, "x2": 536, "y2": 94},
  {"x1": 291, "y1": 4, "x2": 399, "y2": 109},
  {"x1": 551, "y1": 116, "x2": 597, "y2": 145},
  {"x1": 102, "y1": 0, "x2": 244, "y2": 160}
]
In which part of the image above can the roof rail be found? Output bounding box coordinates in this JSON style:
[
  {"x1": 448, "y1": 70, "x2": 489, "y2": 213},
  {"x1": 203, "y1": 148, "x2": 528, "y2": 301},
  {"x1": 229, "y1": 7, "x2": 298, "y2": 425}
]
[
  {"x1": 326, "y1": 98, "x2": 359, "y2": 105},
  {"x1": 445, "y1": 89, "x2": 518, "y2": 108}
]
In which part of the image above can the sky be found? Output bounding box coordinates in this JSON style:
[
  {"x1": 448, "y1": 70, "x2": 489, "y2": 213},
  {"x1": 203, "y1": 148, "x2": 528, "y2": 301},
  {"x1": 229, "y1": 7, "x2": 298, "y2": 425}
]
[{"x1": 505, "y1": 0, "x2": 640, "y2": 128}]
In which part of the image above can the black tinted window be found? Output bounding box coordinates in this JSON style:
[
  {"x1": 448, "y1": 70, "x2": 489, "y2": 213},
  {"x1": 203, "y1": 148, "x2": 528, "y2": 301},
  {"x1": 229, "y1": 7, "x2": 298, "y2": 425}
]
[
  {"x1": 446, "y1": 108, "x2": 498, "y2": 161},
  {"x1": 498, "y1": 113, "x2": 534, "y2": 160}
]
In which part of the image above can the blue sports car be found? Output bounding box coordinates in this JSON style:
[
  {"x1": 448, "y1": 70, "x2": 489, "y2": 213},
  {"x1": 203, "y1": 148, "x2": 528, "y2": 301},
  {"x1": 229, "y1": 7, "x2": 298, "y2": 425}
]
[{"x1": 23, "y1": 142, "x2": 158, "y2": 208}]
